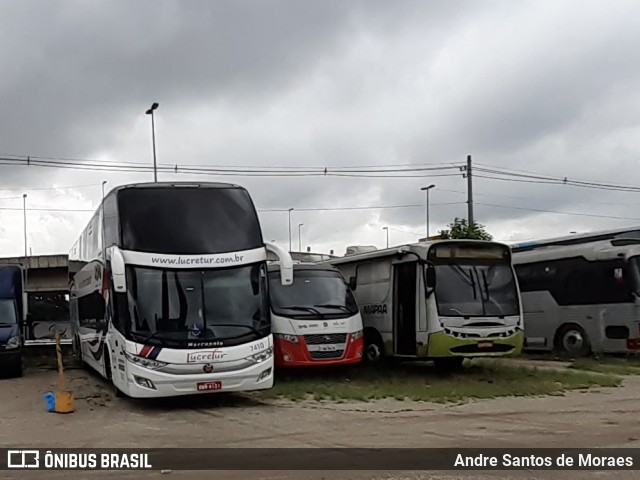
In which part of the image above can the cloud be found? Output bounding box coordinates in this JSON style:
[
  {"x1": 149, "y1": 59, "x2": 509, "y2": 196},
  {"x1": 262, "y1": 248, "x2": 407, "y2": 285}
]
[{"x1": 1, "y1": 0, "x2": 640, "y2": 257}]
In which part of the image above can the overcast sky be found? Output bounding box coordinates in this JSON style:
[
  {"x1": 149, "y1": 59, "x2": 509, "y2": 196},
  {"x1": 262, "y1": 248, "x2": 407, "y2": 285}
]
[{"x1": 1, "y1": 0, "x2": 640, "y2": 257}]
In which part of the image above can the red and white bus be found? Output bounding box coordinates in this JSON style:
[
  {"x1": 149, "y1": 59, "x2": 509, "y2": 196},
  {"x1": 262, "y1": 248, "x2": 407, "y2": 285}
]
[{"x1": 268, "y1": 263, "x2": 363, "y2": 366}]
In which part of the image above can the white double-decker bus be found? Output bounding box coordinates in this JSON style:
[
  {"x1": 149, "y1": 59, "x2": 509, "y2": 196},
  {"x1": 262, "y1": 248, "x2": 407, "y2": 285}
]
[{"x1": 69, "y1": 182, "x2": 292, "y2": 398}]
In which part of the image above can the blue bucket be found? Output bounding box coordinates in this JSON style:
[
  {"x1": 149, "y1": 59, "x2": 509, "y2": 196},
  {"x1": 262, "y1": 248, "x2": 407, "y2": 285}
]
[{"x1": 43, "y1": 392, "x2": 55, "y2": 412}]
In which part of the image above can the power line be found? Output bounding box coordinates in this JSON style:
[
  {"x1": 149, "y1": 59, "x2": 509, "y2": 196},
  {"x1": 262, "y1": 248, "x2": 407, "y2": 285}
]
[
  {"x1": 0, "y1": 207, "x2": 94, "y2": 213},
  {"x1": 476, "y1": 202, "x2": 640, "y2": 221},
  {"x1": 259, "y1": 202, "x2": 465, "y2": 213},
  {"x1": 0, "y1": 183, "x2": 102, "y2": 192}
]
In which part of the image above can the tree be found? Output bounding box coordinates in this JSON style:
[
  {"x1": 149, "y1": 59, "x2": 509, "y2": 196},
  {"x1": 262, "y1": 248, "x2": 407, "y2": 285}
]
[{"x1": 439, "y1": 218, "x2": 492, "y2": 240}]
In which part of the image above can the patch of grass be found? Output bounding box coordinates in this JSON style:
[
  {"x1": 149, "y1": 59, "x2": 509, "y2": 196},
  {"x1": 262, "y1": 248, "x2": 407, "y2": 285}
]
[
  {"x1": 259, "y1": 362, "x2": 620, "y2": 403},
  {"x1": 571, "y1": 356, "x2": 640, "y2": 376}
]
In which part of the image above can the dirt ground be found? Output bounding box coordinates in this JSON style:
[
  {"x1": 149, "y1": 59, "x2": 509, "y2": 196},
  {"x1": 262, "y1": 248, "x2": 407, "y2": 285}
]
[{"x1": 1, "y1": 364, "x2": 639, "y2": 480}]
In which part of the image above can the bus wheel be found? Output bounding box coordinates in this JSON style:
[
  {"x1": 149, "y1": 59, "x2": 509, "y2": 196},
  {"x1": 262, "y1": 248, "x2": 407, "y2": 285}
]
[
  {"x1": 364, "y1": 330, "x2": 385, "y2": 363},
  {"x1": 104, "y1": 352, "x2": 125, "y2": 398},
  {"x1": 433, "y1": 357, "x2": 464, "y2": 371},
  {"x1": 556, "y1": 325, "x2": 591, "y2": 357},
  {"x1": 75, "y1": 336, "x2": 85, "y2": 366}
]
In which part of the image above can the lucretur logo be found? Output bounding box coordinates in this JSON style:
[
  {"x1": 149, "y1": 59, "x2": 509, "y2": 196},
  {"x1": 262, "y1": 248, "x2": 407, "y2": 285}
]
[{"x1": 7, "y1": 450, "x2": 40, "y2": 468}]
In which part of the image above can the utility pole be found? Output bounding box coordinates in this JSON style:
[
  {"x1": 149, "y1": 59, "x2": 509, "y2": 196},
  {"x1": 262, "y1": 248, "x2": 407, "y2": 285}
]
[
  {"x1": 298, "y1": 223, "x2": 304, "y2": 252},
  {"x1": 466, "y1": 154, "x2": 474, "y2": 225},
  {"x1": 288, "y1": 208, "x2": 294, "y2": 252}
]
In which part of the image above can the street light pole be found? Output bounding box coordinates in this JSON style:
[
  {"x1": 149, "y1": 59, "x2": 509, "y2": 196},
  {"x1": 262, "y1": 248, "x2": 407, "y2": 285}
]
[
  {"x1": 101, "y1": 181, "x2": 107, "y2": 260},
  {"x1": 145, "y1": 102, "x2": 159, "y2": 182},
  {"x1": 23, "y1": 194, "x2": 27, "y2": 257},
  {"x1": 298, "y1": 223, "x2": 304, "y2": 252},
  {"x1": 382, "y1": 227, "x2": 389, "y2": 248},
  {"x1": 420, "y1": 184, "x2": 436, "y2": 238},
  {"x1": 288, "y1": 208, "x2": 294, "y2": 252}
]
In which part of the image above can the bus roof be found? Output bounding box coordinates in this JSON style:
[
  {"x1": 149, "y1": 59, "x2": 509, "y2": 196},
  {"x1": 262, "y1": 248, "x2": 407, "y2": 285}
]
[
  {"x1": 106, "y1": 181, "x2": 245, "y2": 196},
  {"x1": 327, "y1": 240, "x2": 511, "y2": 266},
  {"x1": 267, "y1": 262, "x2": 340, "y2": 272},
  {"x1": 512, "y1": 239, "x2": 640, "y2": 264},
  {"x1": 511, "y1": 226, "x2": 640, "y2": 252}
]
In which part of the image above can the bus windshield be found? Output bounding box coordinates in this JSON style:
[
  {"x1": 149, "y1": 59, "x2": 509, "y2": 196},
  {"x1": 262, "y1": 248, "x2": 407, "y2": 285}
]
[
  {"x1": 269, "y1": 269, "x2": 358, "y2": 318},
  {"x1": 118, "y1": 187, "x2": 263, "y2": 254},
  {"x1": 125, "y1": 264, "x2": 269, "y2": 345},
  {"x1": 434, "y1": 263, "x2": 519, "y2": 317}
]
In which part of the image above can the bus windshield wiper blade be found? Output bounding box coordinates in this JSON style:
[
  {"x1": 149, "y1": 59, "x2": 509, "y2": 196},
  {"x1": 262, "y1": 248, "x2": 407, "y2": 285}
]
[
  {"x1": 313, "y1": 304, "x2": 351, "y2": 312},
  {"x1": 277, "y1": 305, "x2": 322, "y2": 315},
  {"x1": 131, "y1": 329, "x2": 186, "y2": 344},
  {"x1": 207, "y1": 323, "x2": 269, "y2": 340},
  {"x1": 481, "y1": 270, "x2": 490, "y2": 301}
]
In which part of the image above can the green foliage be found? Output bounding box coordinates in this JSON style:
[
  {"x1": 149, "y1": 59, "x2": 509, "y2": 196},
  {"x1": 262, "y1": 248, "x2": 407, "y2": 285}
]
[{"x1": 439, "y1": 218, "x2": 492, "y2": 240}]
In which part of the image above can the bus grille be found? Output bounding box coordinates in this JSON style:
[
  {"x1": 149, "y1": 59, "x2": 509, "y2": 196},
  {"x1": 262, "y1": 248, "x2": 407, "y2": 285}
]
[
  {"x1": 304, "y1": 333, "x2": 347, "y2": 345},
  {"x1": 309, "y1": 349, "x2": 345, "y2": 360}
]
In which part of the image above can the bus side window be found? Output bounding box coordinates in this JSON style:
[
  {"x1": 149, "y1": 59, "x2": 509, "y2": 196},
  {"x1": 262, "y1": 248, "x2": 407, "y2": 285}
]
[{"x1": 561, "y1": 260, "x2": 632, "y2": 305}]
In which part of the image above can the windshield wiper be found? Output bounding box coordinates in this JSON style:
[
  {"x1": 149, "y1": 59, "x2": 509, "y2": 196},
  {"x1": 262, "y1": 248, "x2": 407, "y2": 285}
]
[
  {"x1": 277, "y1": 305, "x2": 322, "y2": 315},
  {"x1": 131, "y1": 329, "x2": 187, "y2": 345},
  {"x1": 313, "y1": 304, "x2": 352, "y2": 313},
  {"x1": 207, "y1": 323, "x2": 269, "y2": 341},
  {"x1": 481, "y1": 270, "x2": 490, "y2": 301}
]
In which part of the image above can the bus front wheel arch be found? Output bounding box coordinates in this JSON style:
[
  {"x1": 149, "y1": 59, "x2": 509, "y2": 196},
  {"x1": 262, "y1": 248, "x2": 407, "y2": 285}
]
[
  {"x1": 104, "y1": 351, "x2": 125, "y2": 398},
  {"x1": 363, "y1": 329, "x2": 385, "y2": 363},
  {"x1": 555, "y1": 324, "x2": 591, "y2": 357}
]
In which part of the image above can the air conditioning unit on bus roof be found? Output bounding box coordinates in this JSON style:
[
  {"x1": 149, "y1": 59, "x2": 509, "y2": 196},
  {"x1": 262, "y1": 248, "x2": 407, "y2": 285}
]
[{"x1": 345, "y1": 245, "x2": 378, "y2": 256}]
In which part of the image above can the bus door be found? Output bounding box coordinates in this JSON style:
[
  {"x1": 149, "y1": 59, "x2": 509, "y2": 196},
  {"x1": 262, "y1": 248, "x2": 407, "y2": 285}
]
[{"x1": 394, "y1": 262, "x2": 417, "y2": 355}]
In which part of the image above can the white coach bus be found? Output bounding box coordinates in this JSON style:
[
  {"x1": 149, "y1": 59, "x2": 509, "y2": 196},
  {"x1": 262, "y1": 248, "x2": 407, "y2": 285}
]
[
  {"x1": 69, "y1": 182, "x2": 292, "y2": 398},
  {"x1": 329, "y1": 240, "x2": 524, "y2": 368},
  {"x1": 512, "y1": 237, "x2": 640, "y2": 356}
]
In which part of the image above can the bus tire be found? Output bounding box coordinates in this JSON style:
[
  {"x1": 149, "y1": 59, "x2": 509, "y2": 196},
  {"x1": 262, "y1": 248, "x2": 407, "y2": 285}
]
[
  {"x1": 555, "y1": 324, "x2": 591, "y2": 357},
  {"x1": 364, "y1": 329, "x2": 385, "y2": 363},
  {"x1": 433, "y1": 357, "x2": 464, "y2": 371},
  {"x1": 104, "y1": 352, "x2": 125, "y2": 398},
  {"x1": 75, "y1": 335, "x2": 85, "y2": 366}
]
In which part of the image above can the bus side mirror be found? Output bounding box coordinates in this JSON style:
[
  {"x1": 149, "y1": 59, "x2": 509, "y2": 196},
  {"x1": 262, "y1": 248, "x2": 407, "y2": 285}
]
[
  {"x1": 348, "y1": 276, "x2": 357, "y2": 291},
  {"x1": 111, "y1": 247, "x2": 127, "y2": 293},
  {"x1": 265, "y1": 243, "x2": 293, "y2": 286},
  {"x1": 426, "y1": 264, "x2": 436, "y2": 288}
]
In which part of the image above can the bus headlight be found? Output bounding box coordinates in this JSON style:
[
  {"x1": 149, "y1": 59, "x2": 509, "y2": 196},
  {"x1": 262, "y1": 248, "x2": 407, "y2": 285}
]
[
  {"x1": 273, "y1": 333, "x2": 298, "y2": 343},
  {"x1": 5, "y1": 336, "x2": 20, "y2": 349},
  {"x1": 124, "y1": 351, "x2": 167, "y2": 370},
  {"x1": 246, "y1": 347, "x2": 273, "y2": 364},
  {"x1": 351, "y1": 330, "x2": 363, "y2": 341}
]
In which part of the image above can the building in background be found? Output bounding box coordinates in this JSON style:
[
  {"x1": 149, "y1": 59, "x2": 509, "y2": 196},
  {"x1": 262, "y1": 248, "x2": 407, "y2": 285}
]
[{"x1": 0, "y1": 254, "x2": 70, "y2": 344}]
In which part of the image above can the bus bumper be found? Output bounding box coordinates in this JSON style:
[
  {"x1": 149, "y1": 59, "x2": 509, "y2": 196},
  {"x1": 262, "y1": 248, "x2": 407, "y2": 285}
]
[
  {"x1": 423, "y1": 330, "x2": 524, "y2": 357},
  {"x1": 274, "y1": 336, "x2": 364, "y2": 367},
  {"x1": 122, "y1": 358, "x2": 274, "y2": 398}
]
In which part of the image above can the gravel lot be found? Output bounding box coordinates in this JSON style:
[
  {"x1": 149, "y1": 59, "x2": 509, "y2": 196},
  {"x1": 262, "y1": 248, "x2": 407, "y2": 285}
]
[{"x1": 1, "y1": 363, "x2": 639, "y2": 480}]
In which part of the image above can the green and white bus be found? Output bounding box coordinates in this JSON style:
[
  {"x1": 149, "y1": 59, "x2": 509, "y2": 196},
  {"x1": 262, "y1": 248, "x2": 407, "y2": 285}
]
[{"x1": 328, "y1": 240, "x2": 524, "y2": 368}]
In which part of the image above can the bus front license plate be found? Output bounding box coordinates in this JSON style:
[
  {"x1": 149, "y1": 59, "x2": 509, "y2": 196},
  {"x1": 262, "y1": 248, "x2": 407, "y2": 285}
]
[
  {"x1": 318, "y1": 345, "x2": 338, "y2": 352},
  {"x1": 197, "y1": 381, "x2": 222, "y2": 391},
  {"x1": 478, "y1": 341, "x2": 494, "y2": 349}
]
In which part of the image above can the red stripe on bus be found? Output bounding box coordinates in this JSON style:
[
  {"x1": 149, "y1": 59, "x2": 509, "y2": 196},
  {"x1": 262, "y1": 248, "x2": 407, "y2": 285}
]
[{"x1": 139, "y1": 345, "x2": 153, "y2": 357}]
